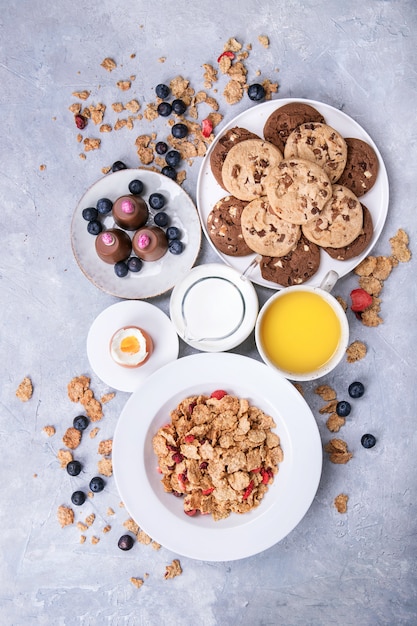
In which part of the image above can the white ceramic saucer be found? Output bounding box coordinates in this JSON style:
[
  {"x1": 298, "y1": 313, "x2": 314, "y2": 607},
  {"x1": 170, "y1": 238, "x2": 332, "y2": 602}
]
[{"x1": 87, "y1": 301, "x2": 179, "y2": 392}]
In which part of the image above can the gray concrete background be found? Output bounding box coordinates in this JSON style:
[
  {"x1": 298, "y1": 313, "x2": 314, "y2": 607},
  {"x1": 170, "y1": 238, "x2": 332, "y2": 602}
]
[{"x1": 1, "y1": 1, "x2": 416, "y2": 624}]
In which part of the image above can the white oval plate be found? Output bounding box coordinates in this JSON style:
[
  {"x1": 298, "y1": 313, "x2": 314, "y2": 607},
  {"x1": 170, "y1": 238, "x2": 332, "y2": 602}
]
[
  {"x1": 169, "y1": 263, "x2": 258, "y2": 352},
  {"x1": 112, "y1": 353, "x2": 322, "y2": 561},
  {"x1": 196, "y1": 98, "x2": 389, "y2": 289},
  {"x1": 87, "y1": 301, "x2": 179, "y2": 393},
  {"x1": 71, "y1": 169, "x2": 202, "y2": 299}
]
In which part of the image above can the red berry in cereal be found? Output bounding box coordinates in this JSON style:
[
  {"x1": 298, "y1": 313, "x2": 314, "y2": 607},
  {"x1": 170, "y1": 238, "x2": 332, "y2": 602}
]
[{"x1": 210, "y1": 389, "x2": 227, "y2": 400}]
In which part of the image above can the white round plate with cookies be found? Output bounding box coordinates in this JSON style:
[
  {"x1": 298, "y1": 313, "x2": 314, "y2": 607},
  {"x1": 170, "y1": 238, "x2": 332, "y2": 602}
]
[
  {"x1": 71, "y1": 168, "x2": 202, "y2": 299},
  {"x1": 196, "y1": 98, "x2": 389, "y2": 289}
]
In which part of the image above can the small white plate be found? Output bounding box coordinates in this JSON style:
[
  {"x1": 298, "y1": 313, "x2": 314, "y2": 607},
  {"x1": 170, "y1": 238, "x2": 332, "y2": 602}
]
[
  {"x1": 86, "y1": 301, "x2": 179, "y2": 393},
  {"x1": 112, "y1": 353, "x2": 322, "y2": 561},
  {"x1": 169, "y1": 263, "x2": 258, "y2": 352},
  {"x1": 71, "y1": 169, "x2": 202, "y2": 299},
  {"x1": 196, "y1": 98, "x2": 389, "y2": 289}
]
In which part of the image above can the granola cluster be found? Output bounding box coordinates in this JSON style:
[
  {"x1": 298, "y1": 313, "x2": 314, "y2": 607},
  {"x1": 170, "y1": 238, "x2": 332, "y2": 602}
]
[{"x1": 152, "y1": 391, "x2": 283, "y2": 521}]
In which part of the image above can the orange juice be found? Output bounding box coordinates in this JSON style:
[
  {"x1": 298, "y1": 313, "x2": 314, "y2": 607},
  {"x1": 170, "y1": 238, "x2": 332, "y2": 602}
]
[{"x1": 259, "y1": 290, "x2": 342, "y2": 374}]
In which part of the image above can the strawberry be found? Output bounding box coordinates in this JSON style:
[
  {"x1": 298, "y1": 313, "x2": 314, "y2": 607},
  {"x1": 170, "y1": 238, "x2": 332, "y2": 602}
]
[
  {"x1": 350, "y1": 288, "x2": 373, "y2": 312},
  {"x1": 210, "y1": 389, "x2": 227, "y2": 400}
]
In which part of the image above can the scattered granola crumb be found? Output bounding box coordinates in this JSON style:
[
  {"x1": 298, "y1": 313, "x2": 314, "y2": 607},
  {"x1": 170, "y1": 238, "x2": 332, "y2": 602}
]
[
  {"x1": 83, "y1": 137, "x2": 101, "y2": 152},
  {"x1": 130, "y1": 577, "x2": 144, "y2": 589},
  {"x1": 324, "y1": 439, "x2": 353, "y2": 464},
  {"x1": 137, "y1": 530, "x2": 152, "y2": 545},
  {"x1": 103, "y1": 525, "x2": 111, "y2": 533},
  {"x1": 16, "y1": 377, "x2": 33, "y2": 402},
  {"x1": 98, "y1": 458, "x2": 113, "y2": 477},
  {"x1": 90, "y1": 427, "x2": 100, "y2": 438},
  {"x1": 164, "y1": 559, "x2": 182, "y2": 579},
  {"x1": 293, "y1": 382, "x2": 304, "y2": 395},
  {"x1": 314, "y1": 385, "x2": 337, "y2": 401},
  {"x1": 124, "y1": 518, "x2": 139, "y2": 534},
  {"x1": 319, "y1": 400, "x2": 338, "y2": 415},
  {"x1": 80, "y1": 535, "x2": 86, "y2": 544},
  {"x1": 63, "y1": 427, "x2": 82, "y2": 450},
  {"x1": 72, "y1": 90, "x2": 90, "y2": 100},
  {"x1": 346, "y1": 340, "x2": 367, "y2": 362},
  {"x1": 158, "y1": 57, "x2": 166, "y2": 63},
  {"x1": 101, "y1": 57, "x2": 117, "y2": 72},
  {"x1": 334, "y1": 493, "x2": 349, "y2": 513},
  {"x1": 326, "y1": 413, "x2": 345, "y2": 433},
  {"x1": 258, "y1": 35, "x2": 270, "y2": 48},
  {"x1": 107, "y1": 507, "x2": 115, "y2": 516},
  {"x1": 57, "y1": 449, "x2": 73, "y2": 468},
  {"x1": 151, "y1": 541, "x2": 161, "y2": 550},
  {"x1": 77, "y1": 522, "x2": 88, "y2": 532},
  {"x1": 91, "y1": 536, "x2": 100, "y2": 545},
  {"x1": 223, "y1": 79, "x2": 244, "y2": 104},
  {"x1": 98, "y1": 439, "x2": 113, "y2": 456},
  {"x1": 85, "y1": 513, "x2": 95, "y2": 527},
  {"x1": 39, "y1": 164, "x2": 46, "y2": 171},
  {"x1": 117, "y1": 80, "x2": 131, "y2": 91},
  {"x1": 336, "y1": 295, "x2": 348, "y2": 312},
  {"x1": 57, "y1": 505, "x2": 74, "y2": 528},
  {"x1": 389, "y1": 228, "x2": 411, "y2": 263},
  {"x1": 43, "y1": 425, "x2": 56, "y2": 437}
]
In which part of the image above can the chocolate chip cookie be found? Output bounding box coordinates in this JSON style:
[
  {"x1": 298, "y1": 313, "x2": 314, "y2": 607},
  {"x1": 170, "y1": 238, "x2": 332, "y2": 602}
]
[
  {"x1": 265, "y1": 158, "x2": 332, "y2": 224},
  {"x1": 221, "y1": 139, "x2": 283, "y2": 201},
  {"x1": 240, "y1": 197, "x2": 300, "y2": 256},
  {"x1": 284, "y1": 123, "x2": 348, "y2": 183},
  {"x1": 302, "y1": 185, "x2": 364, "y2": 248},
  {"x1": 337, "y1": 138, "x2": 379, "y2": 197},
  {"x1": 263, "y1": 102, "x2": 326, "y2": 153},
  {"x1": 323, "y1": 204, "x2": 373, "y2": 260},
  {"x1": 207, "y1": 195, "x2": 252, "y2": 256},
  {"x1": 210, "y1": 126, "x2": 260, "y2": 189},
  {"x1": 260, "y1": 234, "x2": 321, "y2": 286}
]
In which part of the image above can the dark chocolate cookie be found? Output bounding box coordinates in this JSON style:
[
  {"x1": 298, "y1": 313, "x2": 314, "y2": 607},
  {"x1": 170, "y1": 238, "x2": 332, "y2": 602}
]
[
  {"x1": 263, "y1": 102, "x2": 325, "y2": 153},
  {"x1": 337, "y1": 138, "x2": 379, "y2": 197},
  {"x1": 207, "y1": 195, "x2": 252, "y2": 256},
  {"x1": 210, "y1": 126, "x2": 259, "y2": 190},
  {"x1": 260, "y1": 234, "x2": 321, "y2": 286},
  {"x1": 323, "y1": 204, "x2": 373, "y2": 261}
]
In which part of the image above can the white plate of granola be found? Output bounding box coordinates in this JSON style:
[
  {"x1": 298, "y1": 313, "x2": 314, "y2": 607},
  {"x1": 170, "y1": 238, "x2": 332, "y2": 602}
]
[
  {"x1": 113, "y1": 352, "x2": 322, "y2": 561},
  {"x1": 71, "y1": 168, "x2": 202, "y2": 299},
  {"x1": 196, "y1": 98, "x2": 389, "y2": 289}
]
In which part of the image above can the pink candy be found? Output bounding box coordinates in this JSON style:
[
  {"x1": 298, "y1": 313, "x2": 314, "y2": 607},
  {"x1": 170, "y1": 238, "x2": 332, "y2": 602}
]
[
  {"x1": 137, "y1": 233, "x2": 150, "y2": 249},
  {"x1": 101, "y1": 232, "x2": 115, "y2": 246},
  {"x1": 121, "y1": 199, "x2": 135, "y2": 214}
]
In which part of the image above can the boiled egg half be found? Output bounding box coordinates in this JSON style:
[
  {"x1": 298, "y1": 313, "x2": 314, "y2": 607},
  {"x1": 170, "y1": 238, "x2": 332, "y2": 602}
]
[{"x1": 109, "y1": 326, "x2": 153, "y2": 368}]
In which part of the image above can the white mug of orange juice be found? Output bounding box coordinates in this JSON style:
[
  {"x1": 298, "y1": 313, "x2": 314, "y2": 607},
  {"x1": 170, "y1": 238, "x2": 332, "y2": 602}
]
[{"x1": 255, "y1": 271, "x2": 349, "y2": 381}]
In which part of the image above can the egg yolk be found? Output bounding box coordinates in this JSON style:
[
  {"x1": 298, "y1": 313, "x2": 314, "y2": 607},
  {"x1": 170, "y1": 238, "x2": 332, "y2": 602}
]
[{"x1": 120, "y1": 336, "x2": 140, "y2": 354}]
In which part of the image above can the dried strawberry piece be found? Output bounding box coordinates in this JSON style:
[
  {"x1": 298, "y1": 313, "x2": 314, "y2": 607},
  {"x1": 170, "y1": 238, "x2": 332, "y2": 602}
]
[
  {"x1": 201, "y1": 118, "x2": 213, "y2": 138},
  {"x1": 74, "y1": 114, "x2": 87, "y2": 129},
  {"x1": 184, "y1": 509, "x2": 197, "y2": 516},
  {"x1": 250, "y1": 467, "x2": 261, "y2": 473},
  {"x1": 243, "y1": 480, "x2": 254, "y2": 500},
  {"x1": 172, "y1": 452, "x2": 184, "y2": 464},
  {"x1": 350, "y1": 288, "x2": 373, "y2": 312},
  {"x1": 199, "y1": 461, "x2": 209, "y2": 470},
  {"x1": 261, "y1": 468, "x2": 272, "y2": 484},
  {"x1": 217, "y1": 50, "x2": 235, "y2": 63},
  {"x1": 188, "y1": 402, "x2": 196, "y2": 415},
  {"x1": 210, "y1": 389, "x2": 227, "y2": 400},
  {"x1": 184, "y1": 435, "x2": 195, "y2": 443},
  {"x1": 202, "y1": 487, "x2": 215, "y2": 495}
]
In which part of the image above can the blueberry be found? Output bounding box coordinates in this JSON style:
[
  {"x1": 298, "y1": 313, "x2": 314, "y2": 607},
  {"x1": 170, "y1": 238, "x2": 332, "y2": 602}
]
[
  {"x1": 247, "y1": 83, "x2": 266, "y2": 102},
  {"x1": 361, "y1": 433, "x2": 376, "y2": 449},
  {"x1": 127, "y1": 256, "x2": 143, "y2": 272},
  {"x1": 171, "y1": 99, "x2": 187, "y2": 115},
  {"x1": 155, "y1": 83, "x2": 170, "y2": 99},
  {"x1": 155, "y1": 141, "x2": 168, "y2": 155},
  {"x1": 154, "y1": 212, "x2": 169, "y2": 227},
  {"x1": 171, "y1": 123, "x2": 188, "y2": 139},
  {"x1": 82, "y1": 207, "x2": 98, "y2": 221},
  {"x1": 87, "y1": 220, "x2": 103, "y2": 235},
  {"x1": 111, "y1": 160, "x2": 127, "y2": 172},
  {"x1": 66, "y1": 460, "x2": 82, "y2": 477},
  {"x1": 162, "y1": 165, "x2": 177, "y2": 180},
  {"x1": 114, "y1": 261, "x2": 129, "y2": 277},
  {"x1": 157, "y1": 101, "x2": 172, "y2": 117},
  {"x1": 96, "y1": 198, "x2": 113, "y2": 215},
  {"x1": 118, "y1": 534, "x2": 134, "y2": 551},
  {"x1": 73, "y1": 414, "x2": 89, "y2": 431},
  {"x1": 165, "y1": 150, "x2": 181, "y2": 167},
  {"x1": 128, "y1": 179, "x2": 144, "y2": 195},
  {"x1": 149, "y1": 192, "x2": 165, "y2": 210},
  {"x1": 89, "y1": 476, "x2": 105, "y2": 493},
  {"x1": 348, "y1": 381, "x2": 365, "y2": 399},
  {"x1": 169, "y1": 239, "x2": 184, "y2": 255},
  {"x1": 336, "y1": 401, "x2": 351, "y2": 417},
  {"x1": 166, "y1": 226, "x2": 181, "y2": 240},
  {"x1": 71, "y1": 490, "x2": 86, "y2": 506}
]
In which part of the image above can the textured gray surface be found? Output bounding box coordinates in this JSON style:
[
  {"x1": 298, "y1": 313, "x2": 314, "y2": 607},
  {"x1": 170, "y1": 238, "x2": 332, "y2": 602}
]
[{"x1": 1, "y1": 1, "x2": 416, "y2": 624}]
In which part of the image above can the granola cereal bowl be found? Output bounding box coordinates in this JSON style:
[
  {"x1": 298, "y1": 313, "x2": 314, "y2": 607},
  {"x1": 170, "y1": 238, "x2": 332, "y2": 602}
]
[{"x1": 113, "y1": 352, "x2": 322, "y2": 561}]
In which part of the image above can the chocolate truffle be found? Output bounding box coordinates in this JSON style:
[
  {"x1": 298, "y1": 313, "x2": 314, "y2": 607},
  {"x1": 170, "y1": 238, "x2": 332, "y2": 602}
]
[
  {"x1": 95, "y1": 229, "x2": 132, "y2": 264},
  {"x1": 132, "y1": 226, "x2": 168, "y2": 261},
  {"x1": 112, "y1": 195, "x2": 148, "y2": 230}
]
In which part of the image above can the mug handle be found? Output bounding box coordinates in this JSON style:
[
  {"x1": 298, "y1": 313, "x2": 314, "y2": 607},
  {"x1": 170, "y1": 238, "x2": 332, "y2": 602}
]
[{"x1": 319, "y1": 270, "x2": 339, "y2": 293}]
